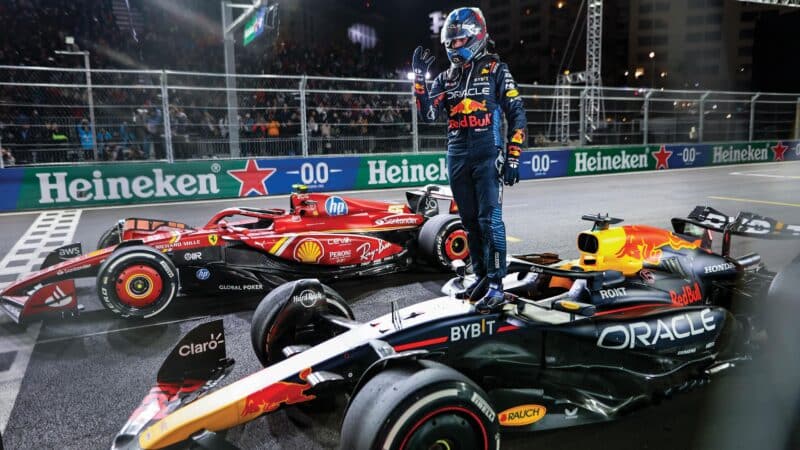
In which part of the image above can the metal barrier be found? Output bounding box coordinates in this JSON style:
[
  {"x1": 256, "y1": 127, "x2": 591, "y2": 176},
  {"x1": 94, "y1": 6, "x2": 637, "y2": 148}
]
[{"x1": 1, "y1": 65, "x2": 799, "y2": 166}]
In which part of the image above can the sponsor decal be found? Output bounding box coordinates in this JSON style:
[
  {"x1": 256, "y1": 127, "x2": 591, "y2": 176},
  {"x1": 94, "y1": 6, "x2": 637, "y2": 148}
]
[
  {"x1": 574, "y1": 149, "x2": 649, "y2": 173},
  {"x1": 294, "y1": 238, "x2": 324, "y2": 263},
  {"x1": 328, "y1": 250, "x2": 352, "y2": 261},
  {"x1": 510, "y1": 129, "x2": 525, "y2": 144},
  {"x1": 448, "y1": 91, "x2": 490, "y2": 103},
  {"x1": 366, "y1": 157, "x2": 448, "y2": 186},
  {"x1": 388, "y1": 204, "x2": 406, "y2": 213},
  {"x1": 599, "y1": 287, "x2": 626, "y2": 300},
  {"x1": 36, "y1": 168, "x2": 220, "y2": 205},
  {"x1": 357, "y1": 240, "x2": 392, "y2": 262},
  {"x1": 241, "y1": 367, "x2": 316, "y2": 417},
  {"x1": 712, "y1": 143, "x2": 769, "y2": 164},
  {"x1": 325, "y1": 237, "x2": 352, "y2": 245},
  {"x1": 178, "y1": 331, "x2": 223, "y2": 357},
  {"x1": 56, "y1": 263, "x2": 92, "y2": 276},
  {"x1": 704, "y1": 262, "x2": 735, "y2": 274},
  {"x1": 196, "y1": 268, "x2": 211, "y2": 280},
  {"x1": 158, "y1": 260, "x2": 175, "y2": 279},
  {"x1": 208, "y1": 234, "x2": 218, "y2": 246},
  {"x1": 218, "y1": 284, "x2": 263, "y2": 291},
  {"x1": 44, "y1": 285, "x2": 73, "y2": 308},
  {"x1": 596, "y1": 307, "x2": 717, "y2": 349},
  {"x1": 470, "y1": 392, "x2": 496, "y2": 422},
  {"x1": 292, "y1": 289, "x2": 325, "y2": 308},
  {"x1": 57, "y1": 244, "x2": 82, "y2": 258},
  {"x1": 226, "y1": 159, "x2": 277, "y2": 197},
  {"x1": 448, "y1": 114, "x2": 491, "y2": 130},
  {"x1": 450, "y1": 318, "x2": 497, "y2": 341},
  {"x1": 564, "y1": 407, "x2": 578, "y2": 419},
  {"x1": 640, "y1": 269, "x2": 655, "y2": 284},
  {"x1": 499, "y1": 404, "x2": 547, "y2": 426},
  {"x1": 184, "y1": 252, "x2": 202, "y2": 261},
  {"x1": 614, "y1": 226, "x2": 700, "y2": 264},
  {"x1": 154, "y1": 239, "x2": 201, "y2": 250},
  {"x1": 374, "y1": 215, "x2": 420, "y2": 226},
  {"x1": 652, "y1": 145, "x2": 673, "y2": 170},
  {"x1": 670, "y1": 282, "x2": 702, "y2": 306},
  {"x1": 506, "y1": 88, "x2": 520, "y2": 98},
  {"x1": 324, "y1": 196, "x2": 348, "y2": 216}
]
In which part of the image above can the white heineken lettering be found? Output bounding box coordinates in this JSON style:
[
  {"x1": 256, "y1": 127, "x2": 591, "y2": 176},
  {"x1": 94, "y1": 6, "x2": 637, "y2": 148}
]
[
  {"x1": 132, "y1": 176, "x2": 154, "y2": 198},
  {"x1": 68, "y1": 178, "x2": 92, "y2": 201},
  {"x1": 37, "y1": 172, "x2": 69, "y2": 203},
  {"x1": 36, "y1": 169, "x2": 220, "y2": 205},
  {"x1": 597, "y1": 308, "x2": 717, "y2": 349},
  {"x1": 574, "y1": 150, "x2": 648, "y2": 173},
  {"x1": 367, "y1": 158, "x2": 448, "y2": 185},
  {"x1": 712, "y1": 144, "x2": 769, "y2": 164}
]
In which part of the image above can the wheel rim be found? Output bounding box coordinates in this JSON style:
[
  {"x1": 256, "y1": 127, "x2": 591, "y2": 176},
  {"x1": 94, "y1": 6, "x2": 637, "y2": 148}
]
[
  {"x1": 401, "y1": 407, "x2": 488, "y2": 450},
  {"x1": 444, "y1": 229, "x2": 469, "y2": 261},
  {"x1": 115, "y1": 264, "x2": 164, "y2": 308}
]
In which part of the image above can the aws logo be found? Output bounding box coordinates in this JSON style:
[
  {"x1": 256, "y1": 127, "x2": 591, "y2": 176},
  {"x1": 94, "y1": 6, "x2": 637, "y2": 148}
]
[{"x1": 498, "y1": 404, "x2": 547, "y2": 426}]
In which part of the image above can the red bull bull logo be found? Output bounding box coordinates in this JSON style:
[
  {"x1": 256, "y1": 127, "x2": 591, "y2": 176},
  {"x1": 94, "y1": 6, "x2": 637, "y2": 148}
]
[
  {"x1": 449, "y1": 98, "x2": 488, "y2": 116},
  {"x1": 614, "y1": 226, "x2": 700, "y2": 264},
  {"x1": 240, "y1": 367, "x2": 316, "y2": 417}
]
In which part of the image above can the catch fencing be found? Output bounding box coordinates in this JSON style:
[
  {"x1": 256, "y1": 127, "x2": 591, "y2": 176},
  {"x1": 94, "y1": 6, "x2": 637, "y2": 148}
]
[{"x1": 1, "y1": 65, "x2": 799, "y2": 167}]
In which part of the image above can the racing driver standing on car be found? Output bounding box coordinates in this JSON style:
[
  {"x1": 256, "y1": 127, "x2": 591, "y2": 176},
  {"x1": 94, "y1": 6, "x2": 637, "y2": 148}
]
[{"x1": 413, "y1": 7, "x2": 527, "y2": 312}]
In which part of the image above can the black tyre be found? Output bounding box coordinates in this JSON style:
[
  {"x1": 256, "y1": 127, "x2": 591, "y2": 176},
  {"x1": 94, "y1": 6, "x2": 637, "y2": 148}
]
[
  {"x1": 96, "y1": 223, "x2": 122, "y2": 249},
  {"x1": 418, "y1": 214, "x2": 469, "y2": 271},
  {"x1": 340, "y1": 360, "x2": 499, "y2": 450},
  {"x1": 250, "y1": 279, "x2": 354, "y2": 367},
  {"x1": 96, "y1": 245, "x2": 179, "y2": 319}
]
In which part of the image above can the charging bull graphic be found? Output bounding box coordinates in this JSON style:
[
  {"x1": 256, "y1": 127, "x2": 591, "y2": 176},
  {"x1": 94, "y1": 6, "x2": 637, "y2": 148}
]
[{"x1": 240, "y1": 367, "x2": 316, "y2": 417}]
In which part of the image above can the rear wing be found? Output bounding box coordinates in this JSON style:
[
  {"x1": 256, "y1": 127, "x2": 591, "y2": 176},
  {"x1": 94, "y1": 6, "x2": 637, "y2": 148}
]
[{"x1": 673, "y1": 206, "x2": 800, "y2": 256}]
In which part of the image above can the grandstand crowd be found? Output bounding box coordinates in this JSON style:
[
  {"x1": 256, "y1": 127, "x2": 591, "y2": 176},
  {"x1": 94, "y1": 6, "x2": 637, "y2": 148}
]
[{"x1": 0, "y1": 0, "x2": 416, "y2": 164}]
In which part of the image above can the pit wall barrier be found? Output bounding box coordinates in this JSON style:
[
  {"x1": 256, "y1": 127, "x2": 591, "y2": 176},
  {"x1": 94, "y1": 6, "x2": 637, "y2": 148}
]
[{"x1": 1, "y1": 140, "x2": 798, "y2": 213}]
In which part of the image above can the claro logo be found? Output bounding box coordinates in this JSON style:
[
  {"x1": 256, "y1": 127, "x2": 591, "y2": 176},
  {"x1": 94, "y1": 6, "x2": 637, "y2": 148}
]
[
  {"x1": 179, "y1": 332, "x2": 224, "y2": 357},
  {"x1": 498, "y1": 404, "x2": 547, "y2": 426}
]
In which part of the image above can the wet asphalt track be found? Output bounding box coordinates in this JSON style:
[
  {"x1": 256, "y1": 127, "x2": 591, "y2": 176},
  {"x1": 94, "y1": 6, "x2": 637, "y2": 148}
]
[{"x1": 1, "y1": 161, "x2": 799, "y2": 450}]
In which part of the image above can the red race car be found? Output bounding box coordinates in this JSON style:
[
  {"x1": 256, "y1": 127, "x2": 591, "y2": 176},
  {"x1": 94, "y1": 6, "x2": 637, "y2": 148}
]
[{"x1": 0, "y1": 185, "x2": 467, "y2": 323}]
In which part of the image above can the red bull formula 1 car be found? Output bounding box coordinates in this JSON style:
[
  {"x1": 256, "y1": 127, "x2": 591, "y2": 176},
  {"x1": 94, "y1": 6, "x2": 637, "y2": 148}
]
[
  {"x1": 111, "y1": 206, "x2": 799, "y2": 450},
  {"x1": 0, "y1": 185, "x2": 467, "y2": 323}
]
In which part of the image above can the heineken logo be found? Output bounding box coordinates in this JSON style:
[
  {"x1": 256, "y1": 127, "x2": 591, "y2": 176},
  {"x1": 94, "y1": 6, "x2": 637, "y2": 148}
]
[
  {"x1": 712, "y1": 144, "x2": 769, "y2": 164},
  {"x1": 574, "y1": 150, "x2": 649, "y2": 173},
  {"x1": 367, "y1": 158, "x2": 448, "y2": 185},
  {"x1": 37, "y1": 168, "x2": 220, "y2": 204}
]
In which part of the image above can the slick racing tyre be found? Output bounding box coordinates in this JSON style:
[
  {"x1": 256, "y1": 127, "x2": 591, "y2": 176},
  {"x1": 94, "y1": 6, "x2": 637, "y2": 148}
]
[
  {"x1": 419, "y1": 214, "x2": 469, "y2": 271},
  {"x1": 251, "y1": 279, "x2": 354, "y2": 367},
  {"x1": 340, "y1": 360, "x2": 499, "y2": 450},
  {"x1": 96, "y1": 223, "x2": 123, "y2": 249},
  {"x1": 96, "y1": 245, "x2": 179, "y2": 319}
]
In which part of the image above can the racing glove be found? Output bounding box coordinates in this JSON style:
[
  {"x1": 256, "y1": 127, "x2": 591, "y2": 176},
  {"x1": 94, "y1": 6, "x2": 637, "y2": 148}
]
[
  {"x1": 412, "y1": 46, "x2": 435, "y2": 84},
  {"x1": 503, "y1": 144, "x2": 521, "y2": 186}
]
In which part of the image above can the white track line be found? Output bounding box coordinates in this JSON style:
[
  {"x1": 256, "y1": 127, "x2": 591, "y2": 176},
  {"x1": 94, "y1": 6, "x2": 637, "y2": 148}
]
[{"x1": 0, "y1": 209, "x2": 82, "y2": 433}]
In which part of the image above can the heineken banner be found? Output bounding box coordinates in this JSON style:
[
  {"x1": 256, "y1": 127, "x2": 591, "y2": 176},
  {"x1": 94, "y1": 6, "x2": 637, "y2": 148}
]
[{"x1": 0, "y1": 141, "x2": 797, "y2": 212}]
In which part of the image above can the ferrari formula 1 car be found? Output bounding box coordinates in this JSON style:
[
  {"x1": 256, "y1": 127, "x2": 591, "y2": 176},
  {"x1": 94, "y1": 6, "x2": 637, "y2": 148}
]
[
  {"x1": 0, "y1": 185, "x2": 468, "y2": 323},
  {"x1": 111, "y1": 206, "x2": 799, "y2": 449}
]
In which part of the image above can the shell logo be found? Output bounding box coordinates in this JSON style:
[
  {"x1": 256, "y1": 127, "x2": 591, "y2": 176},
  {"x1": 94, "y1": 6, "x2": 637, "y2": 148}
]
[
  {"x1": 498, "y1": 404, "x2": 547, "y2": 427},
  {"x1": 293, "y1": 239, "x2": 324, "y2": 264}
]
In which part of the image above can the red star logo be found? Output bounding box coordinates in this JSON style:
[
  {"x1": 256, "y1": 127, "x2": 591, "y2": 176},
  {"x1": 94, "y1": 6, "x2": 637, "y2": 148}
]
[
  {"x1": 772, "y1": 141, "x2": 788, "y2": 161},
  {"x1": 652, "y1": 145, "x2": 673, "y2": 170},
  {"x1": 227, "y1": 160, "x2": 276, "y2": 197}
]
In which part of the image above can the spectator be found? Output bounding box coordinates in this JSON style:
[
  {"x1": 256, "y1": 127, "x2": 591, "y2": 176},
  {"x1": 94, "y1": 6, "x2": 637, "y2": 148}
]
[
  {"x1": 267, "y1": 114, "x2": 280, "y2": 137},
  {"x1": 1, "y1": 147, "x2": 15, "y2": 167},
  {"x1": 76, "y1": 118, "x2": 94, "y2": 152}
]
